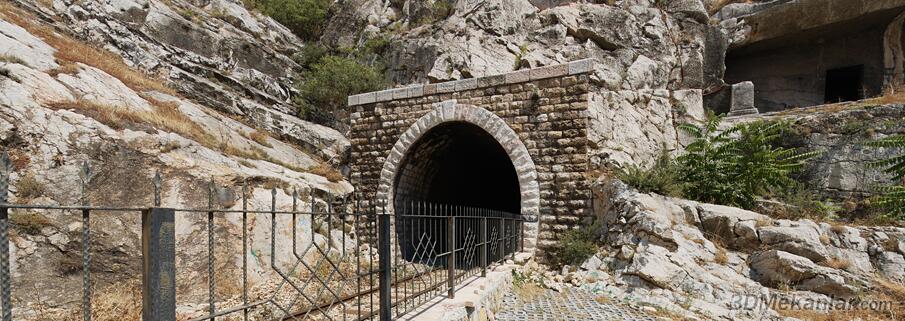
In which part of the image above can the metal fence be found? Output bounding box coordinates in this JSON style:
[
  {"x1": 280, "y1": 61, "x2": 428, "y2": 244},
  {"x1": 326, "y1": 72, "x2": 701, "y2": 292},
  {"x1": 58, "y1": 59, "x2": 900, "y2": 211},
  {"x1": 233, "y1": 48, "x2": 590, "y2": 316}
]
[{"x1": 0, "y1": 151, "x2": 526, "y2": 321}]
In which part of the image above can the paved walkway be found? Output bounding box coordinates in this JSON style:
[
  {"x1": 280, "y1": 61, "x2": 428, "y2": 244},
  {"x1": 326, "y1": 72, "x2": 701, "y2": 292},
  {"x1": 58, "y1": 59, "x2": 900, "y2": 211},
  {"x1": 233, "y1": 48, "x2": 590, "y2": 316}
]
[{"x1": 495, "y1": 288, "x2": 657, "y2": 321}]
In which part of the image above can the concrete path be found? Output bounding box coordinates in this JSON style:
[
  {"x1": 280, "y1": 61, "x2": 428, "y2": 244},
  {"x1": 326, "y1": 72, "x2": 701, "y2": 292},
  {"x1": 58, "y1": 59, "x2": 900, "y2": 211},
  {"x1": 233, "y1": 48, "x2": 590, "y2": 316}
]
[{"x1": 495, "y1": 288, "x2": 657, "y2": 321}]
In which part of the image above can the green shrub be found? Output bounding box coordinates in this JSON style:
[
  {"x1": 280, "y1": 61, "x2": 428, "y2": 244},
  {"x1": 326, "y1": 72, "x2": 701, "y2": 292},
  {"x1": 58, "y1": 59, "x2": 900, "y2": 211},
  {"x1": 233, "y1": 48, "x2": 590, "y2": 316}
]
[
  {"x1": 615, "y1": 150, "x2": 684, "y2": 197},
  {"x1": 295, "y1": 55, "x2": 384, "y2": 122},
  {"x1": 292, "y1": 45, "x2": 330, "y2": 70},
  {"x1": 552, "y1": 223, "x2": 598, "y2": 268},
  {"x1": 867, "y1": 134, "x2": 905, "y2": 219},
  {"x1": 677, "y1": 114, "x2": 819, "y2": 209},
  {"x1": 251, "y1": 0, "x2": 331, "y2": 41},
  {"x1": 767, "y1": 184, "x2": 842, "y2": 221}
]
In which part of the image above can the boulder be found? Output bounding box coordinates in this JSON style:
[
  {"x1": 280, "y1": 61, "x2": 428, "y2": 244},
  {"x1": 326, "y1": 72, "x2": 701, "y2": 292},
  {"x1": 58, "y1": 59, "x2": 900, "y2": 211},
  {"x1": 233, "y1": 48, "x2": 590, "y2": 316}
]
[
  {"x1": 625, "y1": 244, "x2": 686, "y2": 289},
  {"x1": 759, "y1": 222, "x2": 831, "y2": 263}
]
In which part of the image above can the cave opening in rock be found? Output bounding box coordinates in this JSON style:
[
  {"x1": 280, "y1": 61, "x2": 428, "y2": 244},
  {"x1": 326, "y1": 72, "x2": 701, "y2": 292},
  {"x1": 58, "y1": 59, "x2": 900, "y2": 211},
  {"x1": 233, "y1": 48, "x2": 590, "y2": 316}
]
[
  {"x1": 393, "y1": 121, "x2": 521, "y2": 213},
  {"x1": 824, "y1": 65, "x2": 865, "y2": 104}
]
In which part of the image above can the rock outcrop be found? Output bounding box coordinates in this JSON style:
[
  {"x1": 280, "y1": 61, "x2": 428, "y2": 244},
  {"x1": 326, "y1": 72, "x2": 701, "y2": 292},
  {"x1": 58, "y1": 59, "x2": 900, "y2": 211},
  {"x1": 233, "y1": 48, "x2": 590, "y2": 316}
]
[
  {"x1": 534, "y1": 178, "x2": 905, "y2": 320},
  {"x1": 0, "y1": 2, "x2": 361, "y2": 317},
  {"x1": 326, "y1": 0, "x2": 724, "y2": 93}
]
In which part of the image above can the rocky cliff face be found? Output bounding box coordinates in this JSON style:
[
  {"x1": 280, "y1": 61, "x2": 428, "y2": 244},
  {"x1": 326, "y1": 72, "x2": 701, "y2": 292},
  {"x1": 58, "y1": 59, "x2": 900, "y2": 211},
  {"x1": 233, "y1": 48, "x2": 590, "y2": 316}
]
[
  {"x1": 0, "y1": 1, "x2": 360, "y2": 317},
  {"x1": 324, "y1": 0, "x2": 722, "y2": 91}
]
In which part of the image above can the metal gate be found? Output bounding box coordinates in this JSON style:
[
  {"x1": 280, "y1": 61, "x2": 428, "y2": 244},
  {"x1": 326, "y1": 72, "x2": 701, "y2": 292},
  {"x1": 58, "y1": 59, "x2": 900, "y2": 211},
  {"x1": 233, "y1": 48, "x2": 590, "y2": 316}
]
[{"x1": 0, "y1": 151, "x2": 526, "y2": 321}]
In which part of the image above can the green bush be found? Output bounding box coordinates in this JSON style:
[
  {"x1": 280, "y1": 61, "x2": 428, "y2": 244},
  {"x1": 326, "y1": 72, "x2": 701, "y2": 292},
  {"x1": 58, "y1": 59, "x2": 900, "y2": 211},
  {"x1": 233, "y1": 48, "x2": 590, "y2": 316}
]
[
  {"x1": 615, "y1": 150, "x2": 684, "y2": 197},
  {"x1": 677, "y1": 114, "x2": 819, "y2": 209},
  {"x1": 292, "y1": 45, "x2": 330, "y2": 70},
  {"x1": 867, "y1": 134, "x2": 905, "y2": 219},
  {"x1": 250, "y1": 0, "x2": 331, "y2": 41},
  {"x1": 295, "y1": 55, "x2": 384, "y2": 122},
  {"x1": 552, "y1": 224, "x2": 598, "y2": 268}
]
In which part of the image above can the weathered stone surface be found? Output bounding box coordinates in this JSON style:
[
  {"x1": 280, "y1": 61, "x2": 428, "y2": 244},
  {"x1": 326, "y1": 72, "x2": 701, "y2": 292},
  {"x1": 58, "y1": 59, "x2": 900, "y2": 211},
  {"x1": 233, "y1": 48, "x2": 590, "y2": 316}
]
[
  {"x1": 728, "y1": 81, "x2": 758, "y2": 116},
  {"x1": 580, "y1": 178, "x2": 905, "y2": 320}
]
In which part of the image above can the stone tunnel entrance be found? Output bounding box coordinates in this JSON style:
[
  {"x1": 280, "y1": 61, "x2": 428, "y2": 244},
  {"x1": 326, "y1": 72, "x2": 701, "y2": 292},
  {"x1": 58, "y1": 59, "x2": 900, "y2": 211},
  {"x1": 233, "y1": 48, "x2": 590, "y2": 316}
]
[{"x1": 393, "y1": 121, "x2": 521, "y2": 213}]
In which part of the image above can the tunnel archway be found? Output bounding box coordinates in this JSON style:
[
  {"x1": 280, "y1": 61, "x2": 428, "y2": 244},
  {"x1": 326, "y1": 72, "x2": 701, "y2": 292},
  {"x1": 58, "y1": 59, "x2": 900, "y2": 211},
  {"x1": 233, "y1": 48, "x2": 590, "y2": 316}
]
[
  {"x1": 393, "y1": 121, "x2": 520, "y2": 212},
  {"x1": 376, "y1": 100, "x2": 540, "y2": 251}
]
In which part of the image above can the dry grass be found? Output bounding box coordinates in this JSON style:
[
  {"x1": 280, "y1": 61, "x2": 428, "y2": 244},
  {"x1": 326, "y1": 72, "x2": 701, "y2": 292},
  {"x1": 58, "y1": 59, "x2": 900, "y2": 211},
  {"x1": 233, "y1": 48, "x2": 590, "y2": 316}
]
[
  {"x1": 820, "y1": 257, "x2": 851, "y2": 270},
  {"x1": 39, "y1": 280, "x2": 143, "y2": 321},
  {"x1": 755, "y1": 217, "x2": 773, "y2": 228},
  {"x1": 869, "y1": 84, "x2": 905, "y2": 105},
  {"x1": 246, "y1": 129, "x2": 274, "y2": 148},
  {"x1": 159, "y1": 141, "x2": 181, "y2": 153},
  {"x1": 714, "y1": 244, "x2": 729, "y2": 265},
  {"x1": 308, "y1": 163, "x2": 344, "y2": 182},
  {"x1": 0, "y1": 54, "x2": 27, "y2": 66},
  {"x1": 830, "y1": 223, "x2": 848, "y2": 234},
  {"x1": 0, "y1": 3, "x2": 173, "y2": 94},
  {"x1": 47, "y1": 61, "x2": 82, "y2": 77},
  {"x1": 15, "y1": 173, "x2": 45, "y2": 199},
  {"x1": 10, "y1": 211, "x2": 51, "y2": 234},
  {"x1": 819, "y1": 234, "x2": 831, "y2": 245}
]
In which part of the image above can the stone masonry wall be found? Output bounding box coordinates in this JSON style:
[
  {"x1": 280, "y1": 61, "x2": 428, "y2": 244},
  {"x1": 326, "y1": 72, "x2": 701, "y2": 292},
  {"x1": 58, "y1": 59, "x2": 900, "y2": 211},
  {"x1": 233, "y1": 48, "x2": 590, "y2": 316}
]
[{"x1": 347, "y1": 60, "x2": 595, "y2": 249}]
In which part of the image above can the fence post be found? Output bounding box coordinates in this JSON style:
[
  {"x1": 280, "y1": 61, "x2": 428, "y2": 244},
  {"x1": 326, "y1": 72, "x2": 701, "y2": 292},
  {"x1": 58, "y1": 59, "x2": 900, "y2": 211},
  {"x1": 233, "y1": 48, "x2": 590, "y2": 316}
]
[
  {"x1": 480, "y1": 215, "x2": 487, "y2": 277},
  {"x1": 0, "y1": 151, "x2": 12, "y2": 321},
  {"x1": 377, "y1": 207, "x2": 392, "y2": 321},
  {"x1": 447, "y1": 214, "x2": 455, "y2": 298},
  {"x1": 142, "y1": 207, "x2": 176, "y2": 321}
]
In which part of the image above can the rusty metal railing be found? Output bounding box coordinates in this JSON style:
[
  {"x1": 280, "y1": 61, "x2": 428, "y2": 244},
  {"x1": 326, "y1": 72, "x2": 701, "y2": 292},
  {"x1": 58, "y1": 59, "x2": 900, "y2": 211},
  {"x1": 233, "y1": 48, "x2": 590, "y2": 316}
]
[{"x1": 0, "y1": 149, "x2": 528, "y2": 321}]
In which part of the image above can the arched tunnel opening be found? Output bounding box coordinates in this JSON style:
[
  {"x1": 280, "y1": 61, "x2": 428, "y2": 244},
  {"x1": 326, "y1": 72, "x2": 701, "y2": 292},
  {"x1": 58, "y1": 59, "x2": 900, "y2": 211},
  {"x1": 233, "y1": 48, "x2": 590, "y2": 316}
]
[{"x1": 393, "y1": 121, "x2": 521, "y2": 267}]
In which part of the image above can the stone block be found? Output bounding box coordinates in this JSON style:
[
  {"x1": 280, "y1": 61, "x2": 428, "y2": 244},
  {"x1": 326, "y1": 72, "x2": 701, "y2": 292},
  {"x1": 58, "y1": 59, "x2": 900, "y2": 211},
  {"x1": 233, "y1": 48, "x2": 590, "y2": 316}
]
[
  {"x1": 358, "y1": 92, "x2": 376, "y2": 105},
  {"x1": 407, "y1": 85, "x2": 424, "y2": 98},
  {"x1": 347, "y1": 94, "x2": 359, "y2": 106},
  {"x1": 437, "y1": 81, "x2": 457, "y2": 93},
  {"x1": 728, "y1": 81, "x2": 758, "y2": 116},
  {"x1": 477, "y1": 74, "x2": 506, "y2": 88},
  {"x1": 376, "y1": 90, "x2": 394, "y2": 102},
  {"x1": 455, "y1": 78, "x2": 478, "y2": 91},
  {"x1": 568, "y1": 59, "x2": 595, "y2": 75},
  {"x1": 505, "y1": 69, "x2": 531, "y2": 84},
  {"x1": 423, "y1": 84, "x2": 437, "y2": 95},
  {"x1": 530, "y1": 64, "x2": 569, "y2": 81},
  {"x1": 391, "y1": 88, "x2": 409, "y2": 100}
]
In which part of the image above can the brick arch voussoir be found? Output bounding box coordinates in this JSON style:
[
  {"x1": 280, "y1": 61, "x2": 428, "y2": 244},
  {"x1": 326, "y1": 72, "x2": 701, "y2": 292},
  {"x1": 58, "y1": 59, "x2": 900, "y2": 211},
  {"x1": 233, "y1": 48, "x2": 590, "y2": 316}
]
[{"x1": 376, "y1": 100, "x2": 539, "y2": 250}]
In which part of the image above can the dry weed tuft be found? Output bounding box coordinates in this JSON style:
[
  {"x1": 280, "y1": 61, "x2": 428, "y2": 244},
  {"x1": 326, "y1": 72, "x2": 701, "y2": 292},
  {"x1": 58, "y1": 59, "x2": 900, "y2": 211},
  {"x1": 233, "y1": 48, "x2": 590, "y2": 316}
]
[
  {"x1": 308, "y1": 163, "x2": 344, "y2": 182},
  {"x1": 15, "y1": 173, "x2": 45, "y2": 199},
  {"x1": 10, "y1": 211, "x2": 51, "y2": 234},
  {"x1": 247, "y1": 129, "x2": 273, "y2": 148},
  {"x1": 47, "y1": 61, "x2": 82, "y2": 77},
  {"x1": 0, "y1": 4, "x2": 173, "y2": 94},
  {"x1": 820, "y1": 257, "x2": 851, "y2": 270}
]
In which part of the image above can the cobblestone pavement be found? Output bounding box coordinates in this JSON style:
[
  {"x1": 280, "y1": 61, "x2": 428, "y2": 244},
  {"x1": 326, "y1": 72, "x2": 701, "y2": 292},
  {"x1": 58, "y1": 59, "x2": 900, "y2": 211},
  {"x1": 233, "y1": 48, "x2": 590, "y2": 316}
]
[{"x1": 495, "y1": 288, "x2": 657, "y2": 321}]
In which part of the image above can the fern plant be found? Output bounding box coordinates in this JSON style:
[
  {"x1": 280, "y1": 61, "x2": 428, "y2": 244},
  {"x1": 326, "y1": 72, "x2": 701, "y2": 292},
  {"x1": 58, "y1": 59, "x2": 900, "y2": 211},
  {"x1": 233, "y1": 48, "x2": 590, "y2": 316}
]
[
  {"x1": 677, "y1": 114, "x2": 819, "y2": 209},
  {"x1": 866, "y1": 135, "x2": 905, "y2": 218},
  {"x1": 615, "y1": 150, "x2": 684, "y2": 197}
]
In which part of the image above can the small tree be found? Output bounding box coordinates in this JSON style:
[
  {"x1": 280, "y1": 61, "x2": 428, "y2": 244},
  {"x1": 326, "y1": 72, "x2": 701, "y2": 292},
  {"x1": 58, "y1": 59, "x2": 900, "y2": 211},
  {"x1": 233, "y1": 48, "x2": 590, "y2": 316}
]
[
  {"x1": 677, "y1": 115, "x2": 819, "y2": 209},
  {"x1": 295, "y1": 55, "x2": 384, "y2": 123},
  {"x1": 867, "y1": 135, "x2": 905, "y2": 219},
  {"x1": 252, "y1": 0, "x2": 332, "y2": 41}
]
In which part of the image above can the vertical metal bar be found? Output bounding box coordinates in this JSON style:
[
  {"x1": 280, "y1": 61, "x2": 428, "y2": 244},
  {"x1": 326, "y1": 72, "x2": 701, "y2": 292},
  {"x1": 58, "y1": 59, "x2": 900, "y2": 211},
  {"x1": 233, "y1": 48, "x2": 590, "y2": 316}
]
[
  {"x1": 0, "y1": 150, "x2": 12, "y2": 321},
  {"x1": 446, "y1": 213, "x2": 455, "y2": 299},
  {"x1": 142, "y1": 207, "x2": 176, "y2": 321},
  {"x1": 207, "y1": 179, "x2": 216, "y2": 320},
  {"x1": 378, "y1": 203, "x2": 392, "y2": 321},
  {"x1": 79, "y1": 161, "x2": 91, "y2": 321},
  {"x1": 480, "y1": 213, "x2": 487, "y2": 278},
  {"x1": 241, "y1": 179, "x2": 248, "y2": 321},
  {"x1": 499, "y1": 214, "x2": 505, "y2": 263}
]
